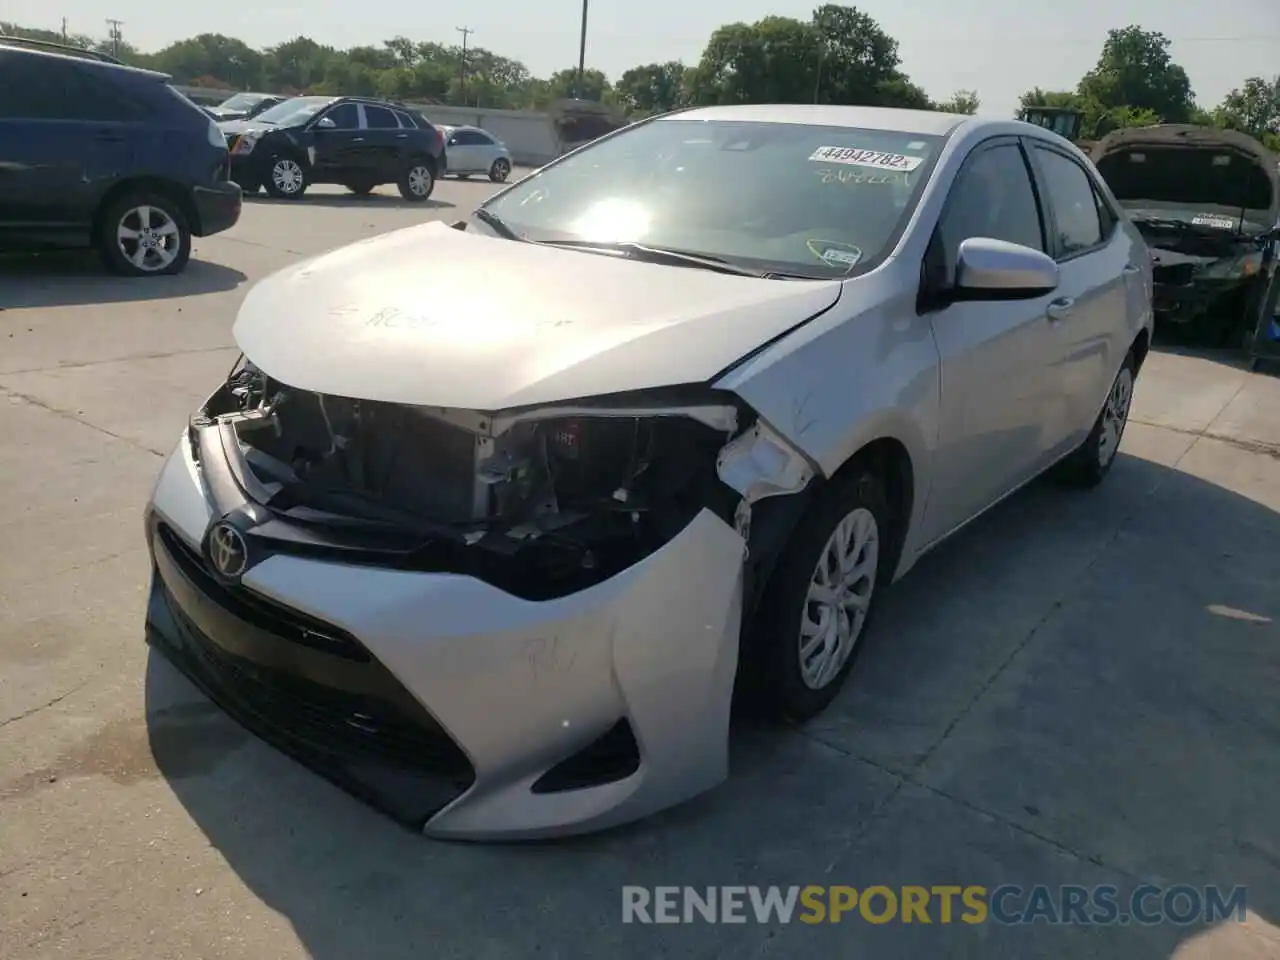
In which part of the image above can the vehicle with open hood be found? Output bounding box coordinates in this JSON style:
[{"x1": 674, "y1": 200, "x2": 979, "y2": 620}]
[
  {"x1": 1093, "y1": 124, "x2": 1280, "y2": 348},
  {"x1": 144, "y1": 105, "x2": 1153, "y2": 840}
]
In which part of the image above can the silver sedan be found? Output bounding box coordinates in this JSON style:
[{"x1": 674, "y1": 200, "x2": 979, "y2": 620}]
[
  {"x1": 440, "y1": 124, "x2": 513, "y2": 182},
  {"x1": 143, "y1": 104, "x2": 1153, "y2": 840}
]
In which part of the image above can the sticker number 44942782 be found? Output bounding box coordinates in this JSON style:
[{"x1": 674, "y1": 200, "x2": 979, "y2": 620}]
[{"x1": 809, "y1": 146, "x2": 924, "y2": 171}]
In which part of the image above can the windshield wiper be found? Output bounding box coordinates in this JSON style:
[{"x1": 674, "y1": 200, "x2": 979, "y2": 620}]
[
  {"x1": 532, "y1": 239, "x2": 769, "y2": 278},
  {"x1": 472, "y1": 208, "x2": 522, "y2": 241}
]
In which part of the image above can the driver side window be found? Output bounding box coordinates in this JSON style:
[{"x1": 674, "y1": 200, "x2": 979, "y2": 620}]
[
  {"x1": 940, "y1": 144, "x2": 1045, "y2": 266},
  {"x1": 321, "y1": 103, "x2": 360, "y2": 130}
]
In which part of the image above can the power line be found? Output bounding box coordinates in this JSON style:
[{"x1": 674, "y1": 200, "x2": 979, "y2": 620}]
[
  {"x1": 456, "y1": 26, "x2": 473, "y2": 105},
  {"x1": 104, "y1": 17, "x2": 123, "y2": 57}
]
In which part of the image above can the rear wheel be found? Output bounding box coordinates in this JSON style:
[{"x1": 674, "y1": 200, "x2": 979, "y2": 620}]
[
  {"x1": 489, "y1": 158, "x2": 511, "y2": 183},
  {"x1": 398, "y1": 159, "x2": 435, "y2": 201},
  {"x1": 96, "y1": 191, "x2": 191, "y2": 277},
  {"x1": 1054, "y1": 349, "x2": 1136, "y2": 488},
  {"x1": 264, "y1": 156, "x2": 308, "y2": 199},
  {"x1": 739, "y1": 469, "x2": 891, "y2": 722}
]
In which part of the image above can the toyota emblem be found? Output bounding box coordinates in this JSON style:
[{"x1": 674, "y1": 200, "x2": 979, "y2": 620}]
[{"x1": 206, "y1": 521, "x2": 248, "y2": 580}]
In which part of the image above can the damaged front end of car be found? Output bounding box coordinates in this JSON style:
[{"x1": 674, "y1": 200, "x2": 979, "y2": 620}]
[
  {"x1": 187, "y1": 355, "x2": 818, "y2": 603},
  {"x1": 1093, "y1": 124, "x2": 1280, "y2": 345}
]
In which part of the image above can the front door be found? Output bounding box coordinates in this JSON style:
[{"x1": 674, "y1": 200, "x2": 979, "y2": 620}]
[
  {"x1": 309, "y1": 102, "x2": 363, "y2": 180},
  {"x1": 920, "y1": 138, "x2": 1064, "y2": 543}
]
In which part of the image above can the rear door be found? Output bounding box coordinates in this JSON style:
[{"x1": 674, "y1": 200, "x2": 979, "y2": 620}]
[
  {"x1": 1025, "y1": 141, "x2": 1133, "y2": 452},
  {"x1": 359, "y1": 104, "x2": 404, "y2": 179},
  {"x1": 0, "y1": 53, "x2": 139, "y2": 233},
  {"x1": 447, "y1": 129, "x2": 483, "y2": 172},
  {"x1": 920, "y1": 138, "x2": 1064, "y2": 542}
]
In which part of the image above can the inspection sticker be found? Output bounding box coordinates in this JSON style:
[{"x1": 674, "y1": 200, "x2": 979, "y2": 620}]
[
  {"x1": 809, "y1": 146, "x2": 923, "y2": 171},
  {"x1": 1191, "y1": 215, "x2": 1235, "y2": 230}
]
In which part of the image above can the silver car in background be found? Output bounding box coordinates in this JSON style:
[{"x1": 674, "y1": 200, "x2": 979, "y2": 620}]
[
  {"x1": 143, "y1": 105, "x2": 1152, "y2": 841},
  {"x1": 440, "y1": 123, "x2": 513, "y2": 182}
]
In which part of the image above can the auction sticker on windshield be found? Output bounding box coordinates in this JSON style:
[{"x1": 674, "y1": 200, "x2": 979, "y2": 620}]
[
  {"x1": 809, "y1": 147, "x2": 924, "y2": 172},
  {"x1": 1191, "y1": 215, "x2": 1235, "y2": 230}
]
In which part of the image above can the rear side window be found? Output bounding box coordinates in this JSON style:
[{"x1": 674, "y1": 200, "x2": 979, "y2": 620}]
[
  {"x1": 936, "y1": 142, "x2": 1045, "y2": 281},
  {"x1": 364, "y1": 105, "x2": 397, "y2": 129},
  {"x1": 1032, "y1": 146, "x2": 1105, "y2": 256},
  {"x1": 393, "y1": 110, "x2": 418, "y2": 129}
]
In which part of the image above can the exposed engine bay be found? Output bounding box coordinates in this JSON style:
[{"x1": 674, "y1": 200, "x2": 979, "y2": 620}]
[{"x1": 190, "y1": 357, "x2": 812, "y2": 600}]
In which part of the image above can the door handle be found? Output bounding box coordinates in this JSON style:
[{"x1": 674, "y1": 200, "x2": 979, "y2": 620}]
[
  {"x1": 1046, "y1": 297, "x2": 1075, "y2": 321},
  {"x1": 395, "y1": 133, "x2": 408, "y2": 139},
  {"x1": 95, "y1": 131, "x2": 124, "y2": 142},
  {"x1": 351, "y1": 137, "x2": 364, "y2": 142},
  {"x1": 1122, "y1": 262, "x2": 1141, "y2": 274}
]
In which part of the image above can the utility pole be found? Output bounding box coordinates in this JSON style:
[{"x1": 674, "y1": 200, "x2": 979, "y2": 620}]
[
  {"x1": 61, "y1": 17, "x2": 68, "y2": 43},
  {"x1": 576, "y1": 0, "x2": 588, "y2": 99},
  {"x1": 456, "y1": 26, "x2": 473, "y2": 106},
  {"x1": 105, "y1": 18, "x2": 123, "y2": 58}
]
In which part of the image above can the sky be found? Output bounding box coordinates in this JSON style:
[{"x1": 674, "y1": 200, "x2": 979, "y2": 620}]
[{"x1": 14, "y1": 0, "x2": 1279, "y2": 118}]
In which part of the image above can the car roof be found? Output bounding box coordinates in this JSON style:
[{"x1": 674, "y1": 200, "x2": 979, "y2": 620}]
[
  {"x1": 668, "y1": 104, "x2": 973, "y2": 137},
  {"x1": 0, "y1": 35, "x2": 122, "y2": 63}
]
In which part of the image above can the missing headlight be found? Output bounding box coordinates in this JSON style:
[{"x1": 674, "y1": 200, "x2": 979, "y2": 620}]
[{"x1": 190, "y1": 363, "x2": 747, "y2": 599}]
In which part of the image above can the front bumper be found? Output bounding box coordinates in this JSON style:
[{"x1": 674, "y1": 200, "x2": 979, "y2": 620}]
[
  {"x1": 191, "y1": 181, "x2": 242, "y2": 237},
  {"x1": 144, "y1": 438, "x2": 745, "y2": 840}
]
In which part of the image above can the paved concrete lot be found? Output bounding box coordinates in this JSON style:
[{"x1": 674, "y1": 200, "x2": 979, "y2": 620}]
[{"x1": 2, "y1": 178, "x2": 1279, "y2": 959}]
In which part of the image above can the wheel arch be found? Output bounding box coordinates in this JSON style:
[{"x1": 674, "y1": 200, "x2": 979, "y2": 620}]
[{"x1": 93, "y1": 177, "x2": 198, "y2": 238}]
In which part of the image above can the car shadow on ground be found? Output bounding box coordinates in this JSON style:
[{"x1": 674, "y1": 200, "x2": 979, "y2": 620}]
[
  {"x1": 243, "y1": 192, "x2": 455, "y2": 210},
  {"x1": 144, "y1": 451, "x2": 1280, "y2": 958},
  {"x1": 0, "y1": 250, "x2": 246, "y2": 309}
]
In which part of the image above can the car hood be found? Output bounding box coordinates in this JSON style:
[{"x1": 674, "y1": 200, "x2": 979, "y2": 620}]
[
  {"x1": 1093, "y1": 125, "x2": 1280, "y2": 231},
  {"x1": 232, "y1": 221, "x2": 845, "y2": 410},
  {"x1": 218, "y1": 118, "x2": 273, "y2": 136}
]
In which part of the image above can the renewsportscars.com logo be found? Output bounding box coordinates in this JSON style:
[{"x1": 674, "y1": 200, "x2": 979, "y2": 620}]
[{"x1": 621, "y1": 885, "x2": 1249, "y2": 926}]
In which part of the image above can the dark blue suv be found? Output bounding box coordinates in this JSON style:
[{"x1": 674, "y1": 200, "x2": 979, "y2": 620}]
[{"x1": 0, "y1": 39, "x2": 242, "y2": 276}]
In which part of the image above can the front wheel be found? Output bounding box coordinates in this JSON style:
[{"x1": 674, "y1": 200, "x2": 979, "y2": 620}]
[
  {"x1": 489, "y1": 158, "x2": 511, "y2": 183},
  {"x1": 1054, "y1": 349, "x2": 1136, "y2": 488},
  {"x1": 739, "y1": 469, "x2": 890, "y2": 722},
  {"x1": 264, "y1": 156, "x2": 308, "y2": 199},
  {"x1": 398, "y1": 160, "x2": 435, "y2": 201},
  {"x1": 96, "y1": 192, "x2": 191, "y2": 276}
]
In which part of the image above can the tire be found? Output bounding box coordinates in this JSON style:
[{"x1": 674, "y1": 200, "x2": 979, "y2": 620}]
[
  {"x1": 398, "y1": 158, "x2": 435, "y2": 201},
  {"x1": 489, "y1": 158, "x2": 511, "y2": 183},
  {"x1": 739, "y1": 468, "x2": 892, "y2": 723},
  {"x1": 95, "y1": 191, "x2": 191, "y2": 277},
  {"x1": 1053, "y1": 348, "x2": 1136, "y2": 488},
  {"x1": 264, "y1": 155, "x2": 309, "y2": 199}
]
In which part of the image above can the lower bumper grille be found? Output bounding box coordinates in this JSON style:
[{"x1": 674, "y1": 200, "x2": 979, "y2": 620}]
[{"x1": 147, "y1": 518, "x2": 475, "y2": 829}]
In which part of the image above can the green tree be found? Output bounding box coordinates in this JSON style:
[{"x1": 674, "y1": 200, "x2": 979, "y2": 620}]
[
  {"x1": 149, "y1": 33, "x2": 264, "y2": 88},
  {"x1": 615, "y1": 61, "x2": 688, "y2": 115},
  {"x1": 934, "y1": 89, "x2": 979, "y2": 114},
  {"x1": 1214, "y1": 76, "x2": 1280, "y2": 141},
  {"x1": 546, "y1": 67, "x2": 611, "y2": 102},
  {"x1": 1077, "y1": 26, "x2": 1194, "y2": 123}
]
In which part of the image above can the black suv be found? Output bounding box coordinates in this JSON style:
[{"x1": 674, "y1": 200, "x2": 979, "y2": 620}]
[
  {"x1": 0, "y1": 40, "x2": 241, "y2": 276},
  {"x1": 219, "y1": 96, "x2": 446, "y2": 201}
]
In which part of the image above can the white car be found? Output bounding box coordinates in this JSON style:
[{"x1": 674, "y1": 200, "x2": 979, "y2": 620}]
[
  {"x1": 144, "y1": 104, "x2": 1153, "y2": 840},
  {"x1": 440, "y1": 124, "x2": 513, "y2": 182}
]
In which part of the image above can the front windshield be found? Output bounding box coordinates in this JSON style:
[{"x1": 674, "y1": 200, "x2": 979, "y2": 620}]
[
  {"x1": 252, "y1": 96, "x2": 332, "y2": 126},
  {"x1": 218, "y1": 93, "x2": 266, "y2": 112},
  {"x1": 480, "y1": 118, "x2": 942, "y2": 277}
]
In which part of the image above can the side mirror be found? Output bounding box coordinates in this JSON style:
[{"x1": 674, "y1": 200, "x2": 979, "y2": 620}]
[
  {"x1": 315, "y1": 117, "x2": 336, "y2": 130},
  {"x1": 954, "y1": 237, "x2": 1059, "y2": 300},
  {"x1": 447, "y1": 136, "x2": 459, "y2": 146}
]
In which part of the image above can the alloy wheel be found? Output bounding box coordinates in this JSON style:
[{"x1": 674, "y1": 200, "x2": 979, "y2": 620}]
[
  {"x1": 407, "y1": 165, "x2": 433, "y2": 196},
  {"x1": 1098, "y1": 366, "x2": 1134, "y2": 468},
  {"x1": 272, "y1": 159, "x2": 304, "y2": 194},
  {"x1": 116, "y1": 204, "x2": 180, "y2": 273},
  {"x1": 799, "y1": 506, "x2": 880, "y2": 690}
]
